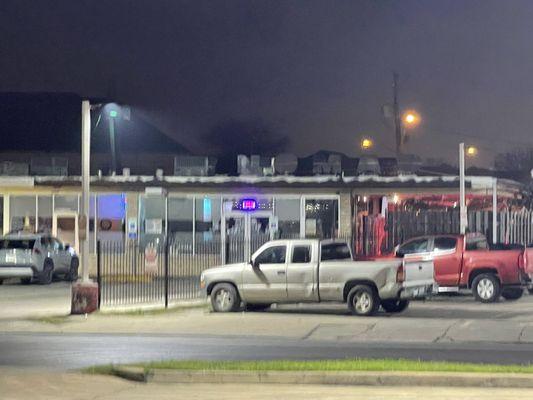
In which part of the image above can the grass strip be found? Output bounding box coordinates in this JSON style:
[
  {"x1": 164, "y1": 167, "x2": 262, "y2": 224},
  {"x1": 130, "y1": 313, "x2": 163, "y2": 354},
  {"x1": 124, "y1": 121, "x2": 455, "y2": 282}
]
[{"x1": 87, "y1": 359, "x2": 533, "y2": 375}]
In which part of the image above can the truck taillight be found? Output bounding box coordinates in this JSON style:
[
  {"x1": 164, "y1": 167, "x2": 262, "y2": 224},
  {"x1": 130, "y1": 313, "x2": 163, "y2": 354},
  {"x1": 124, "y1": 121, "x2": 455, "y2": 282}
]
[
  {"x1": 396, "y1": 264, "x2": 405, "y2": 283},
  {"x1": 519, "y1": 250, "x2": 526, "y2": 270}
]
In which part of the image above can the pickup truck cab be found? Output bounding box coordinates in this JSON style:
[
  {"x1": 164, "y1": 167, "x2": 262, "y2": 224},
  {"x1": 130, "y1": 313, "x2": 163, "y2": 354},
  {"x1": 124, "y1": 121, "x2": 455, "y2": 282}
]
[
  {"x1": 395, "y1": 233, "x2": 526, "y2": 303},
  {"x1": 201, "y1": 239, "x2": 434, "y2": 316}
]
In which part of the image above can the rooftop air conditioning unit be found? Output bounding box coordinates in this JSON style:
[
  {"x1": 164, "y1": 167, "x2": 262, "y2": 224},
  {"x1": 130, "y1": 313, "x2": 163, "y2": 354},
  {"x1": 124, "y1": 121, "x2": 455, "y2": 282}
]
[{"x1": 357, "y1": 156, "x2": 381, "y2": 175}]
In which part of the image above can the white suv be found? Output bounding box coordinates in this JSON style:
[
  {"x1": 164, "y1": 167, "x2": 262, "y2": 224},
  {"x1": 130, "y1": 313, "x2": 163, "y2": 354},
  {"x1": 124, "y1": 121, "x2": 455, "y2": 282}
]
[{"x1": 0, "y1": 233, "x2": 79, "y2": 285}]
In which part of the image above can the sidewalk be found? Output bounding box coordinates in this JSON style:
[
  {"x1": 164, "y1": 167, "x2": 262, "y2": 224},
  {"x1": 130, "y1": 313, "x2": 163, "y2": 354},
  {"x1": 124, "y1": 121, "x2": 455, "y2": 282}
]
[
  {"x1": 2, "y1": 369, "x2": 533, "y2": 400},
  {"x1": 1, "y1": 304, "x2": 533, "y2": 344}
]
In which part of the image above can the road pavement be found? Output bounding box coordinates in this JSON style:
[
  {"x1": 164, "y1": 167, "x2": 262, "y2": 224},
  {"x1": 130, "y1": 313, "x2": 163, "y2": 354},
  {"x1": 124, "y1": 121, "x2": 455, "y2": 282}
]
[{"x1": 2, "y1": 282, "x2": 533, "y2": 368}]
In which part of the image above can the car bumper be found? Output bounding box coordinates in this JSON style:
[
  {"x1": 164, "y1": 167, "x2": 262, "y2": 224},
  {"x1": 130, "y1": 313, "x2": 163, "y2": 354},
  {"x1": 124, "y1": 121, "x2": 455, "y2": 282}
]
[
  {"x1": 0, "y1": 266, "x2": 34, "y2": 279},
  {"x1": 400, "y1": 284, "x2": 435, "y2": 299}
]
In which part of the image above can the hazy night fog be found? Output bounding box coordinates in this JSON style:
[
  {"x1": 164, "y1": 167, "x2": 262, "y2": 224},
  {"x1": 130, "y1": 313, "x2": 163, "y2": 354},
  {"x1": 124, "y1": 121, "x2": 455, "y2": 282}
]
[{"x1": 2, "y1": 0, "x2": 533, "y2": 166}]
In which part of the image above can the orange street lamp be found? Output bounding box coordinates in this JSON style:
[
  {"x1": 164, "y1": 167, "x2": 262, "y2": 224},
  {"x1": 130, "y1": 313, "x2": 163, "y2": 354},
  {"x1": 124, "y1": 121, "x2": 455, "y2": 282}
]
[
  {"x1": 360, "y1": 137, "x2": 374, "y2": 150},
  {"x1": 403, "y1": 110, "x2": 420, "y2": 127},
  {"x1": 466, "y1": 145, "x2": 478, "y2": 157}
]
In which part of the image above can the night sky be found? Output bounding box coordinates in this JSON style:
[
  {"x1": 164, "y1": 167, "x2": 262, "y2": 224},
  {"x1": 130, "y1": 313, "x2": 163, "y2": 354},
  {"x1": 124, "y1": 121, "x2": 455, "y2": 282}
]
[{"x1": 2, "y1": 0, "x2": 533, "y2": 166}]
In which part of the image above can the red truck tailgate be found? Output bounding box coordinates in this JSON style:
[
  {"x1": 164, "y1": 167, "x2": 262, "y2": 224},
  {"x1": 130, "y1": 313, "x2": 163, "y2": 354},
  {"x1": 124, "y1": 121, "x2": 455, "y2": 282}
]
[{"x1": 524, "y1": 247, "x2": 533, "y2": 277}]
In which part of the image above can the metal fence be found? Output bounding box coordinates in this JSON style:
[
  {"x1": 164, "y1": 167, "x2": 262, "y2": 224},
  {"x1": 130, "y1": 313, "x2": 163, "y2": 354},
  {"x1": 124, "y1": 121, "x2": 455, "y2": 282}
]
[
  {"x1": 97, "y1": 238, "x2": 222, "y2": 309},
  {"x1": 358, "y1": 209, "x2": 533, "y2": 257}
]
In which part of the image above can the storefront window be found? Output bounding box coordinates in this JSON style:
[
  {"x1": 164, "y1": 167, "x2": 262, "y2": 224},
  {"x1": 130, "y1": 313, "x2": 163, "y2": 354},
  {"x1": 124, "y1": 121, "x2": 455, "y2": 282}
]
[
  {"x1": 37, "y1": 196, "x2": 53, "y2": 233},
  {"x1": 168, "y1": 197, "x2": 193, "y2": 243},
  {"x1": 275, "y1": 198, "x2": 300, "y2": 238},
  {"x1": 54, "y1": 195, "x2": 79, "y2": 212},
  {"x1": 304, "y1": 198, "x2": 338, "y2": 239},
  {"x1": 10, "y1": 196, "x2": 36, "y2": 232},
  {"x1": 195, "y1": 197, "x2": 221, "y2": 240},
  {"x1": 140, "y1": 195, "x2": 166, "y2": 246},
  {"x1": 97, "y1": 194, "x2": 126, "y2": 244}
]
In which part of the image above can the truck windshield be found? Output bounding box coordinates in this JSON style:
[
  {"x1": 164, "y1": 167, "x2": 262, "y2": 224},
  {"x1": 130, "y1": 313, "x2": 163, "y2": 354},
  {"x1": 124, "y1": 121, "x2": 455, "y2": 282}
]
[
  {"x1": 0, "y1": 239, "x2": 36, "y2": 250},
  {"x1": 321, "y1": 243, "x2": 351, "y2": 261}
]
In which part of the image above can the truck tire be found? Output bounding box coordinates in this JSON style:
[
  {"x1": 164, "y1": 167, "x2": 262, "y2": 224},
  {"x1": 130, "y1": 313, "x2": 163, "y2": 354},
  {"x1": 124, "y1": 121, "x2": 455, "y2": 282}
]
[
  {"x1": 245, "y1": 303, "x2": 271, "y2": 312},
  {"x1": 501, "y1": 288, "x2": 523, "y2": 301},
  {"x1": 472, "y1": 273, "x2": 501, "y2": 303},
  {"x1": 381, "y1": 299, "x2": 410, "y2": 313},
  {"x1": 38, "y1": 261, "x2": 54, "y2": 285},
  {"x1": 210, "y1": 283, "x2": 241, "y2": 312},
  {"x1": 347, "y1": 285, "x2": 379, "y2": 316}
]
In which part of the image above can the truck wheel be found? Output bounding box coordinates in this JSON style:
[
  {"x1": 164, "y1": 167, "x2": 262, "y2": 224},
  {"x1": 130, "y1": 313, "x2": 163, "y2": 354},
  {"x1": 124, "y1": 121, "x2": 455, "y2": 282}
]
[
  {"x1": 38, "y1": 261, "x2": 54, "y2": 285},
  {"x1": 381, "y1": 299, "x2": 410, "y2": 313},
  {"x1": 245, "y1": 303, "x2": 271, "y2": 312},
  {"x1": 472, "y1": 273, "x2": 500, "y2": 303},
  {"x1": 210, "y1": 283, "x2": 241, "y2": 312},
  {"x1": 347, "y1": 285, "x2": 379, "y2": 316},
  {"x1": 501, "y1": 288, "x2": 523, "y2": 301}
]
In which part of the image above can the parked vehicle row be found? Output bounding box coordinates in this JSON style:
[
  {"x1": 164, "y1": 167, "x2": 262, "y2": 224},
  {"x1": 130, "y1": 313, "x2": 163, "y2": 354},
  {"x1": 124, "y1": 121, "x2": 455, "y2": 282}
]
[
  {"x1": 394, "y1": 233, "x2": 532, "y2": 303},
  {"x1": 201, "y1": 238, "x2": 435, "y2": 316},
  {"x1": 0, "y1": 233, "x2": 78, "y2": 285}
]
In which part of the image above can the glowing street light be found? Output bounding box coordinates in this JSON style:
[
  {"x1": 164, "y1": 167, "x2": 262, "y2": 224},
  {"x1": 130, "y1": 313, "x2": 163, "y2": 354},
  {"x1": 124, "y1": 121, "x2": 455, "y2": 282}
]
[
  {"x1": 466, "y1": 145, "x2": 478, "y2": 157},
  {"x1": 403, "y1": 110, "x2": 420, "y2": 127},
  {"x1": 360, "y1": 137, "x2": 374, "y2": 150}
]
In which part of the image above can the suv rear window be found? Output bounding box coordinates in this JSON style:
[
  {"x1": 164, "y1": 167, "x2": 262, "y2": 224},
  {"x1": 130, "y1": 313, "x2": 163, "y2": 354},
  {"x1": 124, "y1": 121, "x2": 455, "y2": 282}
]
[
  {"x1": 321, "y1": 243, "x2": 352, "y2": 261},
  {"x1": 0, "y1": 239, "x2": 36, "y2": 250}
]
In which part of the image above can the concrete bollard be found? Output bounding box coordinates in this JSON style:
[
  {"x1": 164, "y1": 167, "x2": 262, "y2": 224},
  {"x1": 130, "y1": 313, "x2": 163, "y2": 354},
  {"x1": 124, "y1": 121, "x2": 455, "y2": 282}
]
[{"x1": 71, "y1": 281, "x2": 99, "y2": 314}]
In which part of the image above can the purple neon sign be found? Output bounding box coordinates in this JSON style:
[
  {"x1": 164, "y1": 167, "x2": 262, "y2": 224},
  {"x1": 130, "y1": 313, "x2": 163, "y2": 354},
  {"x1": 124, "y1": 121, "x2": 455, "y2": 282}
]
[{"x1": 239, "y1": 198, "x2": 257, "y2": 211}]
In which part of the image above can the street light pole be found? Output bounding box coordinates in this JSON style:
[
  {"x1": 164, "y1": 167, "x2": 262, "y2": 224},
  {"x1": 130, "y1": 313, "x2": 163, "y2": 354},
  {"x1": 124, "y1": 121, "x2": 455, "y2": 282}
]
[
  {"x1": 393, "y1": 72, "x2": 402, "y2": 157},
  {"x1": 459, "y1": 142, "x2": 467, "y2": 235},
  {"x1": 109, "y1": 115, "x2": 117, "y2": 175},
  {"x1": 81, "y1": 100, "x2": 91, "y2": 282}
]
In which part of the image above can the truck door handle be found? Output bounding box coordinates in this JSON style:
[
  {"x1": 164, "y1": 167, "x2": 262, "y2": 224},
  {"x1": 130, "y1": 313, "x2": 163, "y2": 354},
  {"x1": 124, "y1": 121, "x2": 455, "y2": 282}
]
[{"x1": 277, "y1": 270, "x2": 286, "y2": 275}]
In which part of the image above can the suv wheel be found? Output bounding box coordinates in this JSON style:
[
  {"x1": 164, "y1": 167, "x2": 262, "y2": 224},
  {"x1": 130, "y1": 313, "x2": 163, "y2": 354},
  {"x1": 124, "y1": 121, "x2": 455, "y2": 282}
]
[
  {"x1": 347, "y1": 285, "x2": 379, "y2": 316},
  {"x1": 39, "y1": 261, "x2": 54, "y2": 285},
  {"x1": 501, "y1": 288, "x2": 523, "y2": 301},
  {"x1": 381, "y1": 299, "x2": 410, "y2": 313},
  {"x1": 210, "y1": 283, "x2": 241, "y2": 312},
  {"x1": 66, "y1": 258, "x2": 79, "y2": 282},
  {"x1": 472, "y1": 273, "x2": 500, "y2": 303}
]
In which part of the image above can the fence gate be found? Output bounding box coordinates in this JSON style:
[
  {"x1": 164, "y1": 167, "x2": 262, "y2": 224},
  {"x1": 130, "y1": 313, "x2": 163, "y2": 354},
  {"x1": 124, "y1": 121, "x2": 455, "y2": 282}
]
[{"x1": 97, "y1": 237, "x2": 222, "y2": 309}]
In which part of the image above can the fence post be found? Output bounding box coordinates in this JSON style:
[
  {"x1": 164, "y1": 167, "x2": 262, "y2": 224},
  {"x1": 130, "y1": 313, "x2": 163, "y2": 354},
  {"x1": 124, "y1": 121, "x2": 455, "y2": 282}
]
[
  {"x1": 164, "y1": 237, "x2": 169, "y2": 309},
  {"x1": 96, "y1": 241, "x2": 101, "y2": 309}
]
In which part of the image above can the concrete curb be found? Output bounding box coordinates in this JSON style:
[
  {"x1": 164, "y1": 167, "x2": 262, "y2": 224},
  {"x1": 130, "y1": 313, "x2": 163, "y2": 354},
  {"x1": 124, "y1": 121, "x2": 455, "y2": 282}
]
[
  {"x1": 112, "y1": 366, "x2": 151, "y2": 382},
  {"x1": 112, "y1": 369, "x2": 533, "y2": 388}
]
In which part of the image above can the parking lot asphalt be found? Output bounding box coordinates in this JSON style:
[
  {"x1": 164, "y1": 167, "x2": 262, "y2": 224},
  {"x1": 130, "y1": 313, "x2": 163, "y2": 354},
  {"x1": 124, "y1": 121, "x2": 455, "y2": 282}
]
[
  {"x1": 0, "y1": 281, "x2": 71, "y2": 320},
  {"x1": 1, "y1": 283, "x2": 533, "y2": 345}
]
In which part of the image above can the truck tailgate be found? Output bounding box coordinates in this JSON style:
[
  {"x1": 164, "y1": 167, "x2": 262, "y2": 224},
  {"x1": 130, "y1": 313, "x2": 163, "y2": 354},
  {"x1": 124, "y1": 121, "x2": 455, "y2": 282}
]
[
  {"x1": 403, "y1": 254, "x2": 434, "y2": 288},
  {"x1": 525, "y1": 247, "x2": 533, "y2": 277}
]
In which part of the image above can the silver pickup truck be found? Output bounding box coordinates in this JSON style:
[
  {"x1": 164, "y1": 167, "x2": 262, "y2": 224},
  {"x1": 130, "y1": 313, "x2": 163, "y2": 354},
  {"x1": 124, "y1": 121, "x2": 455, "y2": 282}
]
[{"x1": 201, "y1": 239, "x2": 434, "y2": 316}]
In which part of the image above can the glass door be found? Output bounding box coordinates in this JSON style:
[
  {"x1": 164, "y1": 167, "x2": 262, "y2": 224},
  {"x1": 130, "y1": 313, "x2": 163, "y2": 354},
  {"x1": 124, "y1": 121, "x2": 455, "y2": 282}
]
[{"x1": 223, "y1": 213, "x2": 246, "y2": 263}]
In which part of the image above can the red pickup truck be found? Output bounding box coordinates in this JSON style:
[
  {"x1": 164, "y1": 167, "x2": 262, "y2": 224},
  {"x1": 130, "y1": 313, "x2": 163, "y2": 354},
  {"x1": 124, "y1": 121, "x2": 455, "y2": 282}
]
[{"x1": 395, "y1": 233, "x2": 529, "y2": 303}]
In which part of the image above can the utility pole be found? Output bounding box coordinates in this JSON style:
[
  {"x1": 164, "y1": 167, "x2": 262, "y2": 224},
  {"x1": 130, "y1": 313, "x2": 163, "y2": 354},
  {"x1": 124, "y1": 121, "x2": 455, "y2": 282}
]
[
  {"x1": 81, "y1": 100, "x2": 91, "y2": 282},
  {"x1": 393, "y1": 72, "x2": 402, "y2": 157},
  {"x1": 459, "y1": 142, "x2": 467, "y2": 235}
]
